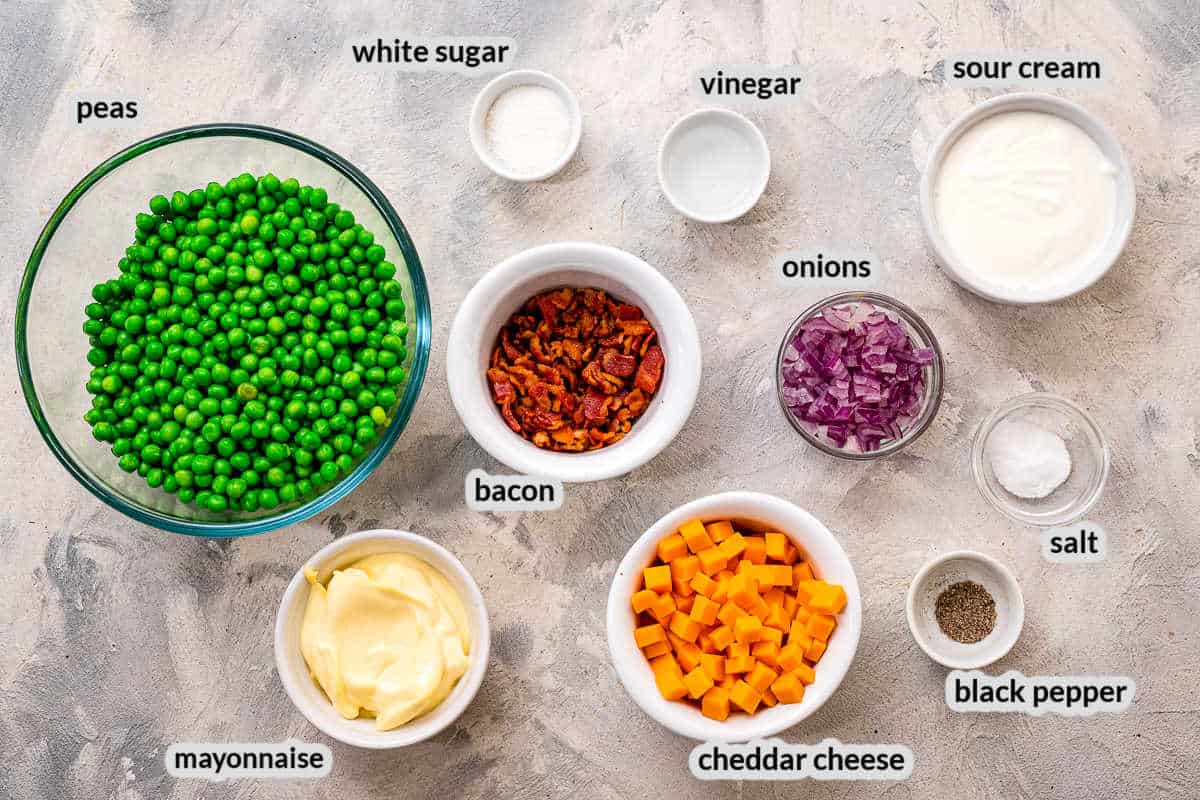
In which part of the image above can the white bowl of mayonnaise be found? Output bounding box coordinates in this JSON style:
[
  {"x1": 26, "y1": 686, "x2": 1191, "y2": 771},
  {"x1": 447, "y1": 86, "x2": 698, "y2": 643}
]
[
  {"x1": 274, "y1": 529, "x2": 490, "y2": 749},
  {"x1": 920, "y1": 92, "x2": 1135, "y2": 304}
]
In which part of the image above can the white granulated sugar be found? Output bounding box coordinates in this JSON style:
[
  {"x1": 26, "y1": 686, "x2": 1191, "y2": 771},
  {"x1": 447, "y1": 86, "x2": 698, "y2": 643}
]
[
  {"x1": 484, "y1": 84, "x2": 571, "y2": 175},
  {"x1": 986, "y1": 419, "x2": 1072, "y2": 499}
]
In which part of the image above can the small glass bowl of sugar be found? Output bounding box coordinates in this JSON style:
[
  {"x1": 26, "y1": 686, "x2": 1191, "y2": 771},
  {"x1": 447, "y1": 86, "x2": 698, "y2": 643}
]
[
  {"x1": 971, "y1": 392, "x2": 1109, "y2": 527},
  {"x1": 469, "y1": 69, "x2": 582, "y2": 182}
]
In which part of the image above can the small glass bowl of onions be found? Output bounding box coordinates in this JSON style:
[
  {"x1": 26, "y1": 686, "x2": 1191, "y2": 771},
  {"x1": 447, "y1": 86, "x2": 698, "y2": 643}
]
[{"x1": 775, "y1": 292, "x2": 944, "y2": 460}]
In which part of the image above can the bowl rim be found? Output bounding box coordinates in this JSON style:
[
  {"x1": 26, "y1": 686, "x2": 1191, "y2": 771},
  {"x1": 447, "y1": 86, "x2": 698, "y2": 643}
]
[
  {"x1": 657, "y1": 107, "x2": 771, "y2": 223},
  {"x1": 904, "y1": 549, "x2": 1025, "y2": 670},
  {"x1": 605, "y1": 491, "x2": 862, "y2": 742},
  {"x1": 446, "y1": 241, "x2": 701, "y2": 482},
  {"x1": 918, "y1": 91, "x2": 1136, "y2": 304},
  {"x1": 468, "y1": 69, "x2": 583, "y2": 182},
  {"x1": 970, "y1": 391, "x2": 1110, "y2": 527},
  {"x1": 775, "y1": 290, "x2": 945, "y2": 460},
  {"x1": 15, "y1": 122, "x2": 432, "y2": 537},
  {"x1": 273, "y1": 529, "x2": 490, "y2": 749}
]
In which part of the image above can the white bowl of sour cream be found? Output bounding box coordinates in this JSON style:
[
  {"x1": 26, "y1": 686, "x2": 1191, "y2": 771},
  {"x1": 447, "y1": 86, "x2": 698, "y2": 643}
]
[
  {"x1": 920, "y1": 93, "x2": 1135, "y2": 304},
  {"x1": 274, "y1": 529, "x2": 490, "y2": 749}
]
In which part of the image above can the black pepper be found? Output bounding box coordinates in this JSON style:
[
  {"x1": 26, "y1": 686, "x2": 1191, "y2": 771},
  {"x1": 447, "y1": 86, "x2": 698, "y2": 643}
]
[{"x1": 935, "y1": 580, "x2": 996, "y2": 644}]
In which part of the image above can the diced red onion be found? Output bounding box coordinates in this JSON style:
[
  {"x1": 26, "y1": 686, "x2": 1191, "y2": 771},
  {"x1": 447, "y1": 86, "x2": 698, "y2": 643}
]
[{"x1": 781, "y1": 301, "x2": 934, "y2": 452}]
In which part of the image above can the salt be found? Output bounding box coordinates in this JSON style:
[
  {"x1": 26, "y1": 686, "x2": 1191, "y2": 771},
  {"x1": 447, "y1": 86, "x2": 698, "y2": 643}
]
[
  {"x1": 986, "y1": 419, "x2": 1072, "y2": 499},
  {"x1": 483, "y1": 84, "x2": 571, "y2": 176}
]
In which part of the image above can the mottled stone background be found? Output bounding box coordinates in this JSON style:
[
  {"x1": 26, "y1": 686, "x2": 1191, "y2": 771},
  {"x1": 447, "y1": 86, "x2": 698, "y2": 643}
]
[{"x1": 1, "y1": 1, "x2": 1197, "y2": 798}]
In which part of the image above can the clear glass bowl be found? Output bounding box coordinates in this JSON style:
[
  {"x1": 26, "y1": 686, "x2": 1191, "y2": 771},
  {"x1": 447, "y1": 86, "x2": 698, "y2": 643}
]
[
  {"x1": 16, "y1": 124, "x2": 431, "y2": 537},
  {"x1": 775, "y1": 291, "x2": 944, "y2": 460},
  {"x1": 971, "y1": 393, "x2": 1108, "y2": 527}
]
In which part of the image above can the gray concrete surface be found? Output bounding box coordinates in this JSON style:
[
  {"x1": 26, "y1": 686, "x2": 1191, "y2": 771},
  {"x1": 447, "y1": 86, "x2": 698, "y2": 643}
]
[{"x1": 2, "y1": 1, "x2": 1198, "y2": 798}]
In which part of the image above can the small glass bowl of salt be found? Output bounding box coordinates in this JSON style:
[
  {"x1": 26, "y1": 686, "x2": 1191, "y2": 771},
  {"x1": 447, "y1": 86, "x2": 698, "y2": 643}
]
[{"x1": 971, "y1": 393, "x2": 1109, "y2": 527}]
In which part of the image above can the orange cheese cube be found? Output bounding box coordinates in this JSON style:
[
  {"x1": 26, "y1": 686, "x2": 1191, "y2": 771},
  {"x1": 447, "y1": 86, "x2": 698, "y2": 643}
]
[
  {"x1": 650, "y1": 654, "x2": 687, "y2": 700},
  {"x1": 672, "y1": 578, "x2": 695, "y2": 598},
  {"x1": 761, "y1": 686, "x2": 779, "y2": 707},
  {"x1": 727, "y1": 642, "x2": 749, "y2": 659},
  {"x1": 792, "y1": 662, "x2": 817, "y2": 685},
  {"x1": 701, "y1": 686, "x2": 731, "y2": 720},
  {"x1": 764, "y1": 532, "x2": 788, "y2": 561},
  {"x1": 763, "y1": 587, "x2": 786, "y2": 607},
  {"x1": 632, "y1": 589, "x2": 659, "y2": 614},
  {"x1": 730, "y1": 680, "x2": 762, "y2": 713},
  {"x1": 748, "y1": 594, "x2": 771, "y2": 621},
  {"x1": 669, "y1": 611, "x2": 702, "y2": 643},
  {"x1": 717, "y1": 601, "x2": 748, "y2": 627},
  {"x1": 795, "y1": 580, "x2": 820, "y2": 605},
  {"x1": 690, "y1": 595, "x2": 720, "y2": 626},
  {"x1": 792, "y1": 562, "x2": 815, "y2": 584},
  {"x1": 758, "y1": 626, "x2": 783, "y2": 647},
  {"x1": 657, "y1": 533, "x2": 688, "y2": 563},
  {"x1": 778, "y1": 643, "x2": 806, "y2": 672},
  {"x1": 719, "y1": 675, "x2": 737, "y2": 689},
  {"x1": 650, "y1": 593, "x2": 677, "y2": 624},
  {"x1": 697, "y1": 547, "x2": 727, "y2": 576},
  {"x1": 683, "y1": 666, "x2": 715, "y2": 699},
  {"x1": 644, "y1": 565, "x2": 672, "y2": 593},
  {"x1": 711, "y1": 575, "x2": 730, "y2": 604},
  {"x1": 700, "y1": 653, "x2": 725, "y2": 682},
  {"x1": 809, "y1": 583, "x2": 848, "y2": 614},
  {"x1": 743, "y1": 536, "x2": 767, "y2": 565},
  {"x1": 780, "y1": 544, "x2": 800, "y2": 565},
  {"x1": 746, "y1": 662, "x2": 779, "y2": 693},
  {"x1": 751, "y1": 640, "x2": 780, "y2": 667},
  {"x1": 634, "y1": 623, "x2": 667, "y2": 648},
  {"x1": 787, "y1": 619, "x2": 810, "y2": 646},
  {"x1": 783, "y1": 594, "x2": 799, "y2": 616},
  {"x1": 706, "y1": 520, "x2": 734, "y2": 543},
  {"x1": 728, "y1": 573, "x2": 759, "y2": 610},
  {"x1": 675, "y1": 594, "x2": 694, "y2": 613},
  {"x1": 717, "y1": 532, "x2": 747, "y2": 560},
  {"x1": 804, "y1": 638, "x2": 827, "y2": 663},
  {"x1": 725, "y1": 655, "x2": 756, "y2": 674},
  {"x1": 679, "y1": 519, "x2": 714, "y2": 553},
  {"x1": 806, "y1": 614, "x2": 836, "y2": 642},
  {"x1": 767, "y1": 565, "x2": 795, "y2": 587},
  {"x1": 794, "y1": 606, "x2": 812, "y2": 624},
  {"x1": 736, "y1": 558, "x2": 754, "y2": 575},
  {"x1": 733, "y1": 615, "x2": 763, "y2": 644},
  {"x1": 670, "y1": 635, "x2": 703, "y2": 672},
  {"x1": 643, "y1": 640, "x2": 672, "y2": 658},
  {"x1": 771, "y1": 672, "x2": 805, "y2": 704},
  {"x1": 690, "y1": 572, "x2": 717, "y2": 597},
  {"x1": 764, "y1": 605, "x2": 790, "y2": 632},
  {"x1": 671, "y1": 555, "x2": 701, "y2": 583},
  {"x1": 708, "y1": 625, "x2": 735, "y2": 651}
]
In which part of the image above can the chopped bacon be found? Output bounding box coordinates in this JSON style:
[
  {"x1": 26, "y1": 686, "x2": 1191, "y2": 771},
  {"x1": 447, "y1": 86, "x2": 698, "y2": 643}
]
[
  {"x1": 583, "y1": 389, "x2": 610, "y2": 422},
  {"x1": 613, "y1": 303, "x2": 645, "y2": 320},
  {"x1": 634, "y1": 345, "x2": 665, "y2": 393},
  {"x1": 600, "y1": 349, "x2": 637, "y2": 377},
  {"x1": 491, "y1": 380, "x2": 515, "y2": 404},
  {"x1": 500, "y1": 403, "x2": 520, "y2": 432}
]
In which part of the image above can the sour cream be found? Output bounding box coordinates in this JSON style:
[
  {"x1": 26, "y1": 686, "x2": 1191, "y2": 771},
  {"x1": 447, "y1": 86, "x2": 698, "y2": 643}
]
[
  {"x1": 933, "y1": 110, "x2": 1117, "y2": 292},
  {"x1": 300, "y1": 553, "x2": 471, "y2": 730}
]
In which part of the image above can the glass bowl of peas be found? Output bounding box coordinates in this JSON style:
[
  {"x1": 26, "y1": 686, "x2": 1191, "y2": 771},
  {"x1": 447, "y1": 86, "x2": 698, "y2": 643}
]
[{"x1": 16, "y1": 123, "x2": 431, "y2": 536}]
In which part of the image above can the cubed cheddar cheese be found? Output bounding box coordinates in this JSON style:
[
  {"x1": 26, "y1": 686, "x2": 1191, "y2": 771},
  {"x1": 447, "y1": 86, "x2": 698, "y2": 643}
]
[
  {"x1": 697, "y1": 547, "x2": 727, "y2": 576},
  {"x1": 805, "y1": 614, "x2": 836, "y2": 642},
  {"x1": 758, "y1": 626, "x2": 783, "y2": 647},
  {"x1": 787, "y1": 619, "x2": 810, "y2": 646},
  {"x1": 671, "y1": 555, "x2": 701, "y2": 583},
  {"x1": 794, "y1": 606, "x2": 812, "y2": 624},
  {"x1": 679, "y1": 519, "x2": 714, "y2": 553},
  {"x1": 717, "y1": 601, "x2": 748, "y2": 628},
  {"x1": 778, "y1": 643, "x2": 806, "y2": 672},
  {"x1": 730, "y1": 680, "x2": 762, "y2": 713},
  {"x1": 809, "y1": 583, "x2": 848, "y2": 614},
  {"x1": 792, "y1": 662, "x2": 817, "y2": 685},
  {"x1": 650, "y1": 593, "x2": 676, "y2": 624},
  {"x1": 690, "y1": 595, "x2": 720, "y2": 626},
  {"x1": 672, "y1": 577, "x2": 695, "y2": 598},
  {"x1": 794, "y1": 579, "x2": 820, "y2": 605},
  {"x1": 643, "y1": 640, "x2": 671, "y2": 658},
  {"x1": 780, "y1": 544, "x2": 800, "y2": 565},
  {"x1": 683, "y1": 666, "x2": 715, "y2": 699},
  {"x1": 771, "y1": 672, "x2": 805, "y2": 704},
  {"x1": 719, "y1": 674, "x2": 737, "y2": 690},
  {"x1": 669, "y1": 611, "x2": 702, "y2": 643},
  {"x1": 650, "y1": 654, "x2": 688, "y2": 701},
  {"x1": 746, "y1": 662, "x2": 779, "y2": 694},
  {"x1": 743, "y1": 536, "x2": 767, "y2": 565},
  {"x1": 643, "y1": 565, "x2": 672, "y2": 594},
  {"x1": 727, "y1": 573, "x2": 759, "y2": 610},
  {"x1": 735, "y1": 558, "x2": 754, "y2": 575},
  {"x1": 764, "y1": 605, "x2": 790, "y2": 632},
  {"x1": 761, "y1": 686, "x2": 779, "y2": 707},
  {"x1": 764, "y1": 532, "x2": 788, "y2": 561},
  {"x1": 765, "y1": 564, "x2": 795, "y2": 587},
  {"x1": 690, "y1": 572, "x2": 717, "y2": 597},
  {"x1": 706, "y1": 520, "x2": 734, "y2": 543},
  {"x1": 733, "y1": 615, "x2": 763, "y2": 644},
  {"x1": 717, "y1": 532, "x2": 747, "y2": 560},
  {"x1": 792, "y1": 562, "x2": 815, "y2": 584},
  {"x1": 657, "y1": 533, "x2": 688, "y2": 563},
  {"x1": 751, "y1": 640, "x2": 780, "y2": 667},
  {"x1": 700, "y1": 653, "x2": 725, "y2": 682},
  {"x1": 632, "y1": 589, "x2": 659, "y2": 614},
  {"x1": 748, "y1": 594, "x2": 771, "y2": 621},
  {"x1": 670, "y1": 636, "x2": 703, "y2": 672},
  {"x1": 708, "y1": 625, "x2": 735, "y2": 652},
  {"x1": 711, "y1": 576, "x2": 730, "y2": 604},
  {"x1": 634, "y1": 623, "x2": 667, "y2": 648},
  {"x1": 675, "y1": 594, "x2": 694, "y2": 613},
  {"x1": 701, "y1": 686, "x2": 731, "y2": 720},
  {"x1": 804, "y1": 638, "x2": 827, "y2": 663}
]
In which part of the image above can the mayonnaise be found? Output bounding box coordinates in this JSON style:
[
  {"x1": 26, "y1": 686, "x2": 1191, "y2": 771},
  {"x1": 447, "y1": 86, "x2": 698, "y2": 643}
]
[
  {"x1": 300, "y1": 553, "x2": 471, "y2": 730},
  {"x1": 933, "y1": 110, "x2": 1117, "y2": 292}
]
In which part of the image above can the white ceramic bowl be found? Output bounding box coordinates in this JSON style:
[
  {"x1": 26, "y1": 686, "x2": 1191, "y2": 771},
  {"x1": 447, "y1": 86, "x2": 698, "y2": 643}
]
[
  {"x1": 274, "y1": 530, "x2": 490, "y2": 749},
  {"x1": 469, "y1": 69, "x2": 582, "y2": 182},
  {"x1": 658, "y1": 108, "x2": 770, "y2": 223},
  {"x1": 606, "y1": 492, "x2": 862, "y2": 742},
  {"x1": 905, "y1": 550, "x2": 1024, "y2": 670},
  {"x1": 919, "y1": 92, "x2": 1135, "y2": 304},
  {"x1": 447, "y1": 242, "x2": 701, "y2": 483}
]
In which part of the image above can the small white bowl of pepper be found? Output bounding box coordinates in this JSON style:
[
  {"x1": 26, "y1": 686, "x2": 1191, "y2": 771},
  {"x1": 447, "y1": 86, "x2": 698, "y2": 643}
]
[{"x1": 905, "y1": 550, "x2": 1024, "y2": 670}]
